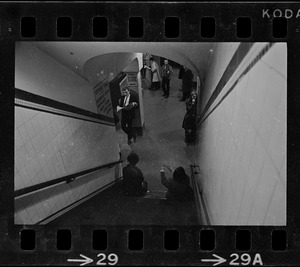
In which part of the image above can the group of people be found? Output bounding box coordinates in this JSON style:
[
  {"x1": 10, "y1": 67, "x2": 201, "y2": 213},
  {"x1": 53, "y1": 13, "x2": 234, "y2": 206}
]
[
  {"x1": 144, "y1": 58, "x2": 173, "y2": 98},
  {"x1": 121, "y1": 152, "x2": 194, "y2": 202},
  {"x1": 143, "y1": 58, "x2": 194, "y2": 103},
  {"x1": 117, "y1": 60, "x2": 198, "y2": 147},
  {"x1": 116, "y1": 57, "x2": 198, "y2": 201}
]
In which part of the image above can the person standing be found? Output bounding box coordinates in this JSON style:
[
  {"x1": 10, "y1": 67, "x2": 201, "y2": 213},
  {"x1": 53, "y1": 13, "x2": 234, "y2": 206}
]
[
  {"x1": 161, "y1": 59, "x2": 173, "y2": 98},
  {"x1": 182, "y1": 90, "x2": 198, "y2": 144},
  {"x1": 180, "y1": 66, "x2": 193, "y2": 101},
  {"x1": 145, "y1": 57, "x2": 161, "y2": 91},
  {"x1": 117, "y1": 87, "x2": 138, "y2": 145},
  {"x1": 121, "y1": 152, "x2": 148, "y2": 196}
]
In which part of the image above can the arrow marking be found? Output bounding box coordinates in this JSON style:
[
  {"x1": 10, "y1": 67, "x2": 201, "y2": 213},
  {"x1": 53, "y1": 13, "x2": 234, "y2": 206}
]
[
  {"x1": 67, "y1": 254, "x2": 94, "y2": 266},
  {"x1": 201, "y1": 254, "x2": 227, "y2": 266}
]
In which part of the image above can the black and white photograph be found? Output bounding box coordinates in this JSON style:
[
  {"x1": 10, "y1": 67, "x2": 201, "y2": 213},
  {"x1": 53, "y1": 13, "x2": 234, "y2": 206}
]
[{"x1": 14, "y1": 41, "x2": 286, "y2": 226}]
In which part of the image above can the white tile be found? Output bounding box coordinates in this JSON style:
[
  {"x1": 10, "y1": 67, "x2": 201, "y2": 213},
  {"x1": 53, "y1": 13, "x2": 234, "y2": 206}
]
[
  {"x1": 261, "y1": 43, "x2": 287, "y2": 78},
  {"x1": 21, "y1": 109, "x2": 36, "y2": 123},
  {"x1": 36, "y1": 169, "x2": 45, "y2": 184},
  {"x1": 15, "y1": 108, "x2": 24, "y2": 128},
  {"x1": 18, "y1": 166, "x2": 30, "y2": 187},
  {"x1": 33, "y1": 201, "x2": 46, "y2": 220},
  {"x1": 25, "y1": 160, "x2": 36, "y2": 181},
  {"x1": 31, "y1": 213, "x2": 40, "y2": 225},
  {"x1": 262, "y1": 69, "x2": 285, "y2": 115},
  {"x1": 37, "y1": 151, "x2": 46, "y2": 169},
  {"x1": 42, "y1": 128, "x2": 51, "y2": 146},
  {"x1": 25, "y1": 140, "x2": 35, "y2": 160},
  {"x1": 37, "y1": 113, "x2": 48, "y2": 130},
  {"x1": 31, "y1": 136, "x2": 41, "y2": 155},
  {"x1": 53, "y1": 194, "x2": 62, "y2": 210},
  {"x1": 248, "y1": 156, "x2": 279, "y2": 225},
  {"x1": 48, "y1": 113, "x2": 55, "y2": 123},
  {"x1": 25, "y1": 120, "x2": 35, "y2": 140},
  {"x1": 42, "y1": 165, "x2": 51, "y2": 181},
  {"x1": 16, "y1": 146, "x2": 28, "y2": 171},
  {"x1": 238, "y1": 161, "x2": 265, "y2": 223},
  {"x1": 40, "y1": 198, "x2": 52, "y2": 218},
  {"x1": 263, "y1": 181, "x2": 286, "y2": 225},
  {"x1": 14, "y1": 213, "x2": 22, "y2": 225},
  {"x1": 25, "y1": 204, "x2": 37, "y2": 223},
  {"x1": 31, "y1": 116, "x2": 41, "y2": 135},
  {"x1": 47, "y1": 124, "x2": 55, "y2": 140},
  {"x1": 14, "y1": 171, "x2": 24, "y2": 190},
  {"x1": 16, "y1": 209, "x2": 31, "y2": 225},
  {"x1": 36, "y1": 132, "x2": 45, "y2": 151},
  {"x1": 18, "y1": 125, "x2": 30, "y2": 145},
  {"x1": 51, "y1": 121, "x2": 59, "y2": 136},
  {"x1": 15, "y1": 129, "x2": 23, "y2": 152},
  {"x1": 267, "y1": 121, "x2": 286, "y2": 173},
  {"x1": 47, "y1": 142, "x2": 55, "y2": 158},
  {"x1": 241, "y1": 124, "x2": 258, "y2": 173},
  {"x1": 43, "y1": 190, "x2": 55, "y2": 210},
  {"x1": 40, "y1": 130, "x2": 48, "y2": 149},
  {"x1": 32, "y1": 157, "x2": 42, "y2": 176},
  {"x1": 47, "y1": 161, "x2": 57, "y2": 179},
  {"x1": 243, "y1": 60, "x2": 262, "y2": 107},
  {"x1": 279, "y1": 154, "x2": 286, "y2": 185}
]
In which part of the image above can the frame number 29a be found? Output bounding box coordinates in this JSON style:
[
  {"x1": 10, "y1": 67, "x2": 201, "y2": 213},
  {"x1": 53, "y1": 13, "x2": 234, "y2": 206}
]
[{"x1": 230, "y1": 253, "x2": 263, "y2": 266}]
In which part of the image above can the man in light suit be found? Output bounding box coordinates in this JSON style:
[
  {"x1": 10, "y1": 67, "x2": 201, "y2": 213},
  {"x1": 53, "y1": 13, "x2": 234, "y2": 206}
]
[{"x1": 117, "y1": 87, "x2": 139, "y2": 145}]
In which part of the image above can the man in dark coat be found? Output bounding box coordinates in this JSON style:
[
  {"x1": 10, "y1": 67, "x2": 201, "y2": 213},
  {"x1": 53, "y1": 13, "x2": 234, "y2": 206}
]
[
  {"x1": 182, "y1": 91, "x2": 198, "y2": 143},
  {"x1": 180, "y1": 66, "x2": 194, "y2": 101},
  {"x1": 121, "y1": 152, "x2": 148, "y2": 196},
  {"x1": 118, "y1": 87, "x2": 139, "y2": 145},
  {"x1": 161, "y1": 59, "x2": 173, "y2": 98}
]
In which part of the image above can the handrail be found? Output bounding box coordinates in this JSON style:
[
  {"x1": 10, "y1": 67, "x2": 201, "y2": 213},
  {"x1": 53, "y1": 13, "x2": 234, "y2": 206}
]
[
  {"x1": 190, "y1": 164, "x2": 211, "y2": 225},
  {"x1": 14, "y1": 160, "x2": 123, "y2": 198}
]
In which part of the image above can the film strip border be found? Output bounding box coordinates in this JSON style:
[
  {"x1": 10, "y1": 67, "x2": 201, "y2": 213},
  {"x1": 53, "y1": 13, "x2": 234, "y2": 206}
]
[
  {"x1": 19, "y1": 228, "x2": 288, "y2": 251},
  {"x1": 1, "y1": 3, "x2": 299, "y2": 41},
  {"x1": 17, "y1": 16, "x2": 289, "y2": 40},
  {"x1": 1, "y1": 2, "x2": 300, "y2": 266},
  {"x1": 9, "y1": 226, "x2": 296, "y2": 265}
]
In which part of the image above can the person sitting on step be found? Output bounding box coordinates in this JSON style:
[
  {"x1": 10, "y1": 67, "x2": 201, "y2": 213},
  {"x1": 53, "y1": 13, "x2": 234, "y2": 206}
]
[
  {"x1": 121, "y1": 152, "x2": 148, "y2": 196},
  {"x1": 160, "y1": 165, "x2": 194, "y2": 201}
]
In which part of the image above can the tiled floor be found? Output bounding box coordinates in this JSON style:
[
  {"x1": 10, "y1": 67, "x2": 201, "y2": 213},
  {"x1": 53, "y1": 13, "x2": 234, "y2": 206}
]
[{"x1": 50, "y1": 68, "x2": 200, "y2": 226}]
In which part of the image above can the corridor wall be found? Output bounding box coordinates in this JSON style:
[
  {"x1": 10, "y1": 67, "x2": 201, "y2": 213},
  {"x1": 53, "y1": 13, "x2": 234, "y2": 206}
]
[
  {"x1": 197, "y1": 43, "x2": 286, "y2": 225},
  {"x1": 14, "y1": 43, "x2": 120, "y2": 224}
]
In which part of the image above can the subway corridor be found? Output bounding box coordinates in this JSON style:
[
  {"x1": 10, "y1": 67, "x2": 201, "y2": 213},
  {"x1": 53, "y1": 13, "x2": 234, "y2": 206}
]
[
  {"x1": 49, "y1": 67, "x2": 200, "y2": 226},
  {"x1": 14, "y1": 42, "x2": 286, "y2": 226}
]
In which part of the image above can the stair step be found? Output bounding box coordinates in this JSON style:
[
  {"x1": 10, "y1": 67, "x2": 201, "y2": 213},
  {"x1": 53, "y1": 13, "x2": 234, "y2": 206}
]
[{"x1": 143, "y1": 190, "x2": 167, "y2": 199}]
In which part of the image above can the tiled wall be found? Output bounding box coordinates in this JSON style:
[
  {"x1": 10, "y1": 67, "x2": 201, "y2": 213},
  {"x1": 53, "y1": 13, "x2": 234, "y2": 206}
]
[
  {"x1": 15, "y1": 42, "x2": 98, "y2": 114},
  {"x1": 14, "y1": 107, "x2": 120, "y2": 224},
  {"x1": 198, "y1": 43, "x2": 286, "y2": 225},
  {"x1": 201, "y1": 43, "x2": 240, "y2": 112},
  {"x1": 15, "y1": 43, "x2": 121, "y2": 224}
]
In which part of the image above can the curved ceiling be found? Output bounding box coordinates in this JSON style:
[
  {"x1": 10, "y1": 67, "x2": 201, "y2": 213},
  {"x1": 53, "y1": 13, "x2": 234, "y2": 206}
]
[
  {"x1": 31, "y1": 41, "x2": 215, "y2": 83},
  {"x1": 82, "y1": 52, "x2": 141, "y2": 85}
]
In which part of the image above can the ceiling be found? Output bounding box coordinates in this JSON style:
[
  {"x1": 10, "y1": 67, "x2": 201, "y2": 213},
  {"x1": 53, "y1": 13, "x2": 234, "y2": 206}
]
[{"x1": 31, "y1": 41, "x2": 215, "y2": 84}]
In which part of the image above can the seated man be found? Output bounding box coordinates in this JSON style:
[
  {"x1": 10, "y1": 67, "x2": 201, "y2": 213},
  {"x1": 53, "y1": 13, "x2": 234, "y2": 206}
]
[
  {"x1": 160, "y1": 165, "x2": 194, "y2": 201},
  {"x1": 121, "y1": 152, "x2": 148, "y2": 196}
]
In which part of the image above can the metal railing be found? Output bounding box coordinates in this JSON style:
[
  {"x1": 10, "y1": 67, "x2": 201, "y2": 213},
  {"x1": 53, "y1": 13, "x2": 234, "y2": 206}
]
[
  {"x1": 190, "y1": 163, "x2": 210, "y2": 225},
  {"x1": 14, "y1": 160, "x2": 123, "y2": 198}
]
